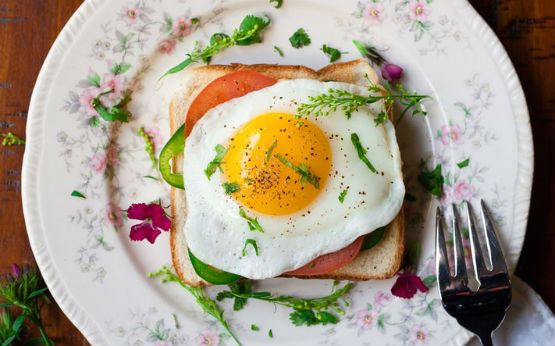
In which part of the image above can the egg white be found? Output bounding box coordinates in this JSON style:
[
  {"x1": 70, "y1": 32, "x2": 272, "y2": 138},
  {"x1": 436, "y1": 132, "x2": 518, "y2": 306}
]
[{"x1": 182, "y1": 79, "x2": 405, "y2": 279}]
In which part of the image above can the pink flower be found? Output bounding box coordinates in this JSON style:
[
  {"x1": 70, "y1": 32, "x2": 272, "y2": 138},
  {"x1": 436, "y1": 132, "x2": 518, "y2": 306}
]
[
  {"x1": 440, "y1": 124, "x2": 462, "y2": 146},
  {"x1": 381, "y1": 63, "x2": 403, "y2": 82},
  {"x1": 356, "y1": 309, "x2": 377, "y2": 330},
  {"x1": 105, "y1": 204, "x2": 124, "y2": 228},
  {"x1": 158, "y1": 38, "x2": 177, "y2": 54},
  {"x1": 391, "y1": 272, "x2": 428, "y2": 299},
  {"x1": 89, "y1": 151, "x2": 107, "y2": 172},
  {"x1": 440, "y1": 185, "x2": 452, "y2": 205},
  {"x1": 79, "y1": 88, "x2": 100, "y2": 116},
  {"x1": 373, "y1": 291, "x2": 394, "y2": 308},
  {"x1": 363, "y1": 3, "x2": 386, "y2": 23},
  {"x1": 122, "y1": 6, "x2": 141, "y2": 24},
  {"x1": 11, "y1": 263, "x2": 21, "y2": 278},
  {"x1": 408, "y1": 324, "x2": 428, "y2": 343},
  {"x1": 409, "y1": 0, "x2": 431, "y2": 21},
  {"x1": 127, "y1": 203, "x2": 171, "y2": 244},
  {"x1": 105, "y1": 146, "x2": 119, "y2": 166},
  {"x1": 453, "y1": 181, "x2": 474, "y2": 202},
  {"x1": 173, "y1": 17, "x2": 192, "y2": 39},
  {"x1": 101, "y1": 73, "x2": 124, "y2": 101},
  {"x1": 143, "y1": 126, "x2": 163, "y2": 147},
  {"x1": 195, "y1": 330, "x2": 220, "y2": 346}
]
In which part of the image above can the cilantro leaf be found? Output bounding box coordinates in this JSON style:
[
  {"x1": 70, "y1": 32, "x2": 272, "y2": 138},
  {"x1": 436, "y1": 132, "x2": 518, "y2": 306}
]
[
  {"x1": 204, "y1": 144, "x2": 228, "y2": 180},
  {"x1": 269, "y1": 0, "x2": 283, "y2": 8},
  {"x1": 223, "y1": 182, "x2": 240, "y2": 194},
  {"x1": 239, "y1": 209, "x2": 264, "y2": 232},
  {"x1": 338, "y1": 189, "x2": 348, "y2": 203},
  {"x1": 418, "y1": 164, "x2": 444, "y2": 197},
  {"x1": 274, "y1": 154, "x2": 320, "y2": 189},
  {"x1": 236, "y1": 14, "x2": 271, "y2": 46},
  {"x1": 290, "y1": 309, "x2": 317, "y2": 326},
  {"x1": 457, "y1": 158, "x2": 470, "y2": 168},
  {"x1": 242, "y1": 239, "x2": 259, "y2": 256},
  {"x1": 321, "y1": 44, "x2": 343, "y2": 63},
  {"x1": 289, "y1": 28, "x2": 311, "y2": 48},
  {"x1": 351, "y1": 133, "x2": 377, "y2": 173}
]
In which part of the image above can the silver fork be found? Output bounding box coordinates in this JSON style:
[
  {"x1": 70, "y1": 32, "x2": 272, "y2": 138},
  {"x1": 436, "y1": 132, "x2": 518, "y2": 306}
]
[{"x1": 436, "y1": 200, "x2": 512, "y2": 346}]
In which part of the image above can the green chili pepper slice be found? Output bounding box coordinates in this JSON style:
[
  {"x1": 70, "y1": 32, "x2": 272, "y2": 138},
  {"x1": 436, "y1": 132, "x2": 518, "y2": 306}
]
[
  {"x1": 188, "y1": 249, "x2": 242, "y2": 285},
  {"x1": 159, "y1": 124, "x2": 185, "y2": 189}
]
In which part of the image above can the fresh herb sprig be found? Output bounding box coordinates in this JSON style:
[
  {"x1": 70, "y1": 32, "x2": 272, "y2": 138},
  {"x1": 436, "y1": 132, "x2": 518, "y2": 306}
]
[
  {"x1": 321, "y1": 45, "x2": 344, "y2": 63},
  {"x1": 296, "y1": 75, "x2": 429, "y2": 125},
  {"x1": 217, "y1": 281, "x2": 353, "y2": 327},
  {"x1": 0, "y1": 266, "x2": 53, "y2": 346},
  {"x1": 1, "y1": 133, "x2": 25, "y2": 146},
  {"x1": 0, "y1": 310, "x2": 24, "y2": 346},
  {"x1": 205, "y1": 144, "x2": 228, "y2": 180},
  {"x1": 149, "y1": 266, "x2": 242, "y2": 346},
  {"x1": 274, "y1": 154, "x2": 320, "y2": 189},
  {"x1": 91, "y1": 89, "x2": 132, "y2": 123},
  {"x1": 139, "y1": 126, "x2": 157, "y2": 169},
  {"x1": 239, "y1": 208, "x2": 264, "y2": 232},
  {"x1": 161, "y1": 15, "x2": 271, "y2": 79}
]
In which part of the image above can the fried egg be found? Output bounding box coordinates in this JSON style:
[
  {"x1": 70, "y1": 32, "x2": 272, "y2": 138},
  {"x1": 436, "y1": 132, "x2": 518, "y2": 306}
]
[{"x1": 182, "y1": 79, "x2": 404, "y2": 279}]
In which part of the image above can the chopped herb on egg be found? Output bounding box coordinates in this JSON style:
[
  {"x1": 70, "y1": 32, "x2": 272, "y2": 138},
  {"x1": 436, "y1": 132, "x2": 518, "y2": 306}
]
[
  {"x1": 274, "y1": 154, "x2": 320, "y2": 189},
  {"x1": 350, "y1": 133, "x2": 377, "y2": 173},
  {"x1": 204, "y1": 144, "x2": 228, "y2": 180},
  {"x1": 239, "y1": 208, "x2": 264, "y2": 232},
  {"x1": 265, "y1": 140, "x2": 278, "y2": 165},
  {"x1": 289, "y1": 28, "x2": 311, "y2": 48},
  {"x1": 338, "y1": 189, "x2": 348, "y2": 203},
  {"x1": 223, "y1": 182, "x2": 240, "y2": 194},
  {"x1": 242, "y1": 239, "x2": 259, "y2": 256}
]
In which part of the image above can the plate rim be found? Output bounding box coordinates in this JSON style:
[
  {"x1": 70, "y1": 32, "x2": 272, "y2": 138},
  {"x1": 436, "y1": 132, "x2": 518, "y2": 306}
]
[{"x1": 21, "y1": 0, "x2": 533, "y2": 345}]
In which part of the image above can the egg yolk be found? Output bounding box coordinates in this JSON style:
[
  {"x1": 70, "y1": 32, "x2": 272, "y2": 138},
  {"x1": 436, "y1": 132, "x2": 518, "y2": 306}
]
[{"x1": 224, "y1": 112, "x2": 332, "y2": 216}]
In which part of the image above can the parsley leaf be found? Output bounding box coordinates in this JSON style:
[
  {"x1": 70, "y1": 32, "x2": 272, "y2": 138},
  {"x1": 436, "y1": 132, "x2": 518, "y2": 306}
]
[
  {"x1": 351, "y1": 133, "x2": 377, "y2": 173},
  {"x1": 338, "y1": 189, "x2": 348, "y2": 203},
  {"x1": 216, "y1": 281, "x2": 252, "y2": 311},
  {"x1": 269, "y1": 0, "x2": 283, "y2": 8},
  {"x1": 289, "y1": 28, "x2": 311, "y2": 48},
  {"x1": 149, "y1": 266, "x2": 241, "y2": 346},
  {"x1": 70, "y1": 190, "x2": 86, "y2": 199},
  {"x1": 457, "y1": 158, "x2": 470, "y2": 168},
  {"x1": 242, "y1": 239, "x2": 259, "y2": 256},
  {"x1": 90, "y1": 89, "x2": 132, "y2": 123},
  {"x1": 161, "y1": 15, "x2": 271, "y2": 78},
  {"x1": 321, "y1": 44, "x2": 343, "y2": 63},
  {"x1": 275, "y1": 154, "x2": 320, "y2": 189},
  {"x1": 274, "y1": 45, "x2": 284, "y2": 57},
  {"x1": 205, "y1": 144, "x2": 228, "y2": 180},
  {"x1": 418, "y1": 164, "x2": 444, "y2": 197},
  {"x1": 265, "y1": 140, "x2": 277, "y2": 165},
  {"x1": 239, "y1": 208, "x2": 264, "y2": 232},
  {"x1": 223, "y1": 182, "x2": 240, "y2": 194}
]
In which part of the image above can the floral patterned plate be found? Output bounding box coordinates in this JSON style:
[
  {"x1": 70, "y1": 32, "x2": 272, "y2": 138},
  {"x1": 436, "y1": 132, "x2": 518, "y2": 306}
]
[{"x1": 22, "y1": 0, "x2": 532, "y2": 345}]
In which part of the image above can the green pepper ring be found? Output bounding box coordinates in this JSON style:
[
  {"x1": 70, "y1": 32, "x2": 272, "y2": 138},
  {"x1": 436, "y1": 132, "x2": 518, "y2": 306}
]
[
  {"x1": 188, "y1": 249, "x2": 241, "y2": 285},
  {"x1": 159, "y1": 124, "x2": 185, "y2": 189}
]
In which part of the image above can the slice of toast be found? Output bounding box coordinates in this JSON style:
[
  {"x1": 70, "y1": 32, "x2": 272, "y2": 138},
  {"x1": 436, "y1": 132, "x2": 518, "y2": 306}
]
[{"x1": 169, "y1": 59, "x2": 404, "y2": 286}]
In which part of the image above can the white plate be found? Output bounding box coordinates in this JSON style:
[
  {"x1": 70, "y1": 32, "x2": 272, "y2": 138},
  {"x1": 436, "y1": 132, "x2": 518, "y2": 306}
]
[{"x1": 22, "y1": 0, "x2": 533, "y2": 345}]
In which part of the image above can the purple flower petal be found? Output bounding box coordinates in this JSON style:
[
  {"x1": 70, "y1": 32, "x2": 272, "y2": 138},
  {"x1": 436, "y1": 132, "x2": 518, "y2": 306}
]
[
  {"x1": 381, "y1": 63, "x2": 403, "y2": 83},
  {"x1": 391, "y1": 272, "x2": 428, "y2": 299},
  {"x1": 129, "y1": 222, "x2": 162, "y2": 244},
  {"x1": 11, "y1": 263, "x2": 21, "y2": 278},
  {"x1": 152, "y1": 213, "x2": 171, "y2": 231},
  {"x1": 127, "y1": 203, "x2": 149, "y2": 220},
  {"x1": 144, "y1": 203, "x2": 165, "y2": 219}
]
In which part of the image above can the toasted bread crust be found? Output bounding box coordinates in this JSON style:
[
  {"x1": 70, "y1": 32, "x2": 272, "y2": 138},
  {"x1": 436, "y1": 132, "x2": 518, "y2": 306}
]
[{"x1": 169, "y1": 59, "x2": 403, "y2": 286}]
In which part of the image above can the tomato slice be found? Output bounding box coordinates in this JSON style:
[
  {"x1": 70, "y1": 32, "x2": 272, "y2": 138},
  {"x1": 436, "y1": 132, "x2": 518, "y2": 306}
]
[
  {"x1": 185, "y1": 70, "x2": 278, "y2": 137},
  {"x1": 285, "y1": 236, "x2": 365, "y2": 276}
]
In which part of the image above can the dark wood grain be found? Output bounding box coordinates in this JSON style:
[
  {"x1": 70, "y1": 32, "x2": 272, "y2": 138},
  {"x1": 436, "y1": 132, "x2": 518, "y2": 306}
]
[{"x1": 0, "y1": 0, "x2": 553, "y2": 344}]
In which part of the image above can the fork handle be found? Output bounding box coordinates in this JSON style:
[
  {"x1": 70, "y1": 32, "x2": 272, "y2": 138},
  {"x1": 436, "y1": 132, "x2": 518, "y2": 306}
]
[{"x1": 478, "y1": 333, "x2": 493, "y2": 346}]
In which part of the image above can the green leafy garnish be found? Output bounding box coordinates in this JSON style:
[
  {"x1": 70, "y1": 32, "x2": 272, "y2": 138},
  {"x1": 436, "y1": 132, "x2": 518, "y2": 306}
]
[
  {"x1": 242, "y1": 239, "x2": 259, "y2": 256},
  {"x1": 91, "y1": 89, "x2": 132, "y2": 123},
  {"x1": 269, "y1": 0, "x2": 283, "y2": 8},
  {"x1": 205, "y1": 144, "x2": 228, "y2": 180},
  {"x1": 265, "y1": 140, "x2": 277, "y2": 165},
  {"x1": 338, "y1": 189, "x2": 348, "y2": 203},
  {"x1": 216, "y1": 281, "x2": 253, "y2": 311},
  {"x1": 289, "y1": 28, "x2": 311, "y2": 48},
  {"x1": 70, "y1": 190, "x2": 86, "y2": 199},
  {"x1": 149, "y1": 266, "x2": 242, "y2": 346},
  {"x1": 139, "y1": 127, "x2": 157, "y2": 169},
  {"x1": 160, "y1": 15, "x2": 271, "y2": 79},
  {"x1": 269, "y1": 329, "x2": 274, "y2": 338},
  {"x1": 223, "y1": 182, "x2": 240, "y2": 194},
  {"x1": 1, "y1": 132, "x2": 25, "y2": 146},
  {"x1": 0, "y1": 309, "x2": 24, "y2": 346},
  {"x1": 296, "y1": 75, "x2": 428, "y2": 125},
  {"x1": 217, "y1": 282, "x2": 353, "y2": 327},
  {"x1": 457, "y1": 158, "x2": 470, "y2": 168},
  {"x1": 351, "y1": 133, "x2": 377, "y2": 173},
  {"x1": 251, "y1": 324, "x2": 260, "y2": 331},
  {"x1": 321, "y1": 45, "x2": 344, "y2": 63},
  {"x1": 1, "y1": 266, "x2": 54, "y2": 346},
  {"x1": 239, "y1": 208, "x2": 264, "y2": 232},
  {"x1": 274, "y1": 45, "x2": 284, "y2": 57},
  {"x1": 274, "y1": 154, "x2": 320, "y2": 189},
  {"x1": 418, "y1": 163, "x2": 444, "y2": 197}
]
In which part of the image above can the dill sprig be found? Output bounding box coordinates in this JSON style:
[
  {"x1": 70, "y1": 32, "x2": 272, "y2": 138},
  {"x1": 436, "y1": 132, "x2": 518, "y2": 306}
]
[
  {"x1": 1, "y1": 133, "x2": 25, "y2": 146},
  {"x1": 148, "y1": 266, "x2": 242, "y2": 346},
  {"x1": 296, "y1": 75, "x2": 429, "y2": 126},
  {"x1": 0, "y1": 265, "x2": 53, "y2": 346}
]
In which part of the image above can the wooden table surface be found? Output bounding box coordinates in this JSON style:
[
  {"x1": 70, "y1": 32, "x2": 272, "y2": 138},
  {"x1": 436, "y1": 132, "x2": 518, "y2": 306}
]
[{"x1": 1, "y1": 0, "x2": 553, "y2": 344}]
